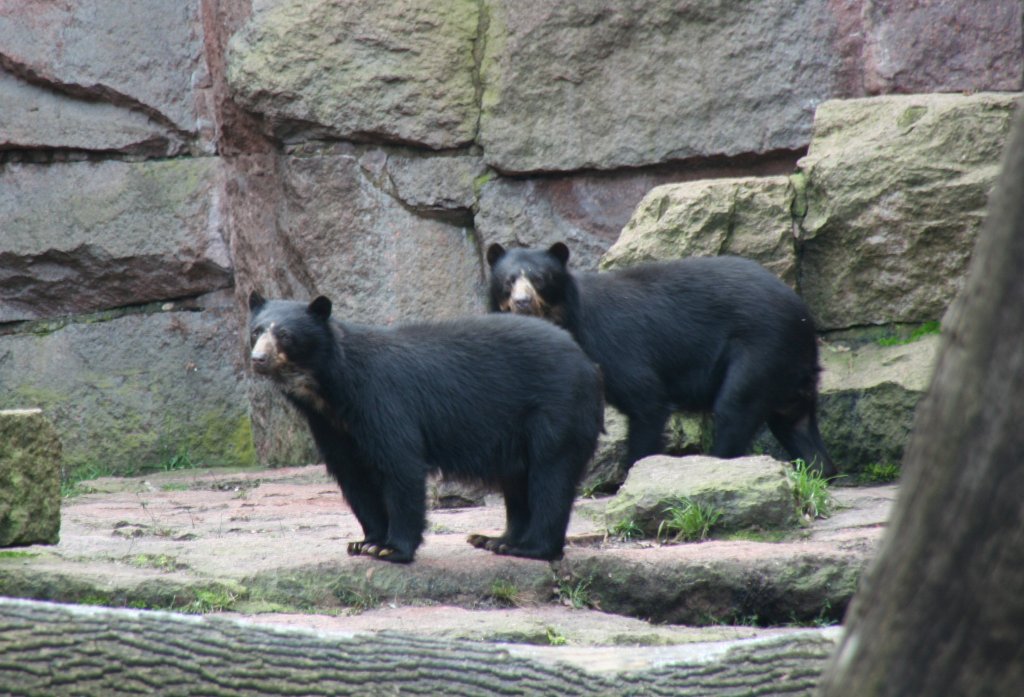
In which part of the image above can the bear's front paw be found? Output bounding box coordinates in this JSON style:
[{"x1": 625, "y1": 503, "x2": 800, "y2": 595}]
[
  {"x1": 467, "y1": 533, "x2": 510, "y2": 554},
  {"x1": 348, "y1": 540, "x2": 413, "y2": 563}
]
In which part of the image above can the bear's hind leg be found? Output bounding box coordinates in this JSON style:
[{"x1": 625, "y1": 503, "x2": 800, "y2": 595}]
[
  {"x1": 767, "y1": 409, "x2": 837, "y2": 478},
  {"x1": 467, "y1": 475, "x2": 530, "y2": 554}
]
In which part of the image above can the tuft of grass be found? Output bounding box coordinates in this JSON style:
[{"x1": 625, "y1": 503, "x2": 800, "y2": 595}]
[
  {"x1": 161, "y1": 451, "x2": 195, "y2": 472},
  {"x1": 488, "y1": 579, "x2": 520, "y2": 607},
  {"x1": 182, "y1": 587, "x2": 239, "y2": 614},
  {"x1": 860, "y1": 462, "x2": 901, "y2": 484},
  {"x1": 62, "y1": 462, "x2": 116, "y2": 497},
  {"x1": 546, "y1": 627, "x2": 568, "y2": 646},
  {"x1": 556, "y1": 578, "x2": 592, "y2": 610},
  {"x1": 0, "y1": 550, "x2": 39, "y2": 560},
  {"x1": 608, "y1": 517, "x2": 644, "y2": 541},
  {"x1": 657, "y1": 498, "x2": 722, "y2": 543},
  {"x1": 789, "y1": 459, "x2": 835, "y2": 519}
]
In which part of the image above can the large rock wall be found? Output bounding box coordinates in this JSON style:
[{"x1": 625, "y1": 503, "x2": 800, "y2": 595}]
[{"x1": 1, "y1": 0, "x2": 1021, "y2": 472}]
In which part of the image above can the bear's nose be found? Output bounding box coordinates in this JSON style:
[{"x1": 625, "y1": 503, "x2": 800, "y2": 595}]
[
  {"x1": 251, "y1": 351, "x2": 269, "y2": 368},
  {"x1": 513, "y1": 297, "x2": 532, "y2": 312}
]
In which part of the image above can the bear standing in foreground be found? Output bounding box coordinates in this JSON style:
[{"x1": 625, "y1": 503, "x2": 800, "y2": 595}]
[
  {"x1": 247, "y1": 291, "x2": 604, "y2": 563},
  {"x1": 486, "y1": 243, "x2": 836, "y2": 478}
]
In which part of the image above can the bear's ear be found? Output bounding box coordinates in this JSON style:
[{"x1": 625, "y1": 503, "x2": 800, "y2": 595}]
[
  {"x1": 486, "y1": 243, "x2": 506, "y2": 268},
  {"x1": 248, "y1": 290, "x2": 266, "y2": 312},
  {"x1": 308, "y1": 295, "x2": 332, "y2": 320},
  {"x1": 548, "y1": 242, "x2": 570, "y2": 267}
]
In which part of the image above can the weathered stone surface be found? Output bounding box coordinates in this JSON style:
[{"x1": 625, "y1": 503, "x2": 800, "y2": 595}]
[
  {"x1": 584, "y1": 408, "x2": 708, "y2": 494},
  {"x1": 0, "y1": 158, "x2": 232, "y2": 322},
  {"x1": 277, "y1": 151, "x2": 484, "y2": 325},
  {"x1": 604, "y1": 456, "x2": 799, "y2": 537},
  {"x1": 0, "y1": 0, "x2": 209, "y2": 145},
  {"x1": 0, "y1": 296, "x2": 254, "y2": 474},
  {"x1": 862, "y1": 0, "x2": 1023, "y2": 95},
  {"x1": 796, "y1": 92, "x2": 1020, "y2": 330},
  {"x1": 0, "y1": 409, "x2": 61, "y2": 546},
  {"x1": 0, "y1": 69, "x2": 181, "y2": 156},
  {"x1": 0, "y1": 465, "x2": 888, "y2": 631},
  {"x1": 816, "y1": 335, "x2": 940, "y2": 476},
  {"x1": 563, "y1": 542, "x2": 863, "y2": 626},
  {"x1": 364, "y1": 149, "x2": 485, "y2": 212},
  {"x1": 227, "y1": 0, "x2": 479, "y2": 149},
  {"x1": 601, "y1": 176, "x2": 798, "y2": 285},
  {"x1": 476, "y1": 170, "x2": 693, "y2": 271},
  {"x1": 479, "y1": 0, "x2": 845, "y2": 173}
]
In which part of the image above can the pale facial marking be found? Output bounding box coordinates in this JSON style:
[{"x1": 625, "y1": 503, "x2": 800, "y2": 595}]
[{"x1": 502, "y1": 271, "x2": 546, "y2": 317}]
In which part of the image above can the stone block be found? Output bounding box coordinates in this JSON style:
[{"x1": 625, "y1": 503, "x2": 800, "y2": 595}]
[
  {"x1": 479, "y1": 0, "x2": 845, "y2": 173},
  {"x1": 0, "y1": 409, "x2": 61, "y2": 546},
  {"x1": 227, "y1": 0, "x2": 480, "y2": 149},
  {"x1": 0, "y1": 297, "x2": 254, "y2": 475},
  {"x1": 796, "y1": 92, "x2": 1020, "y2": 330},
  {"x1": 0, "y1": 158, "x2": 232, "y2": 322},
  {"x1": 601, "y1": 176, "x2": 798, "y2": 286},
  {"x1": 604, "y1": 455, "x2": 799, "y2": 536},
  {"x1": 0, "y1": 0, "x2": 210, "y2": 150}
]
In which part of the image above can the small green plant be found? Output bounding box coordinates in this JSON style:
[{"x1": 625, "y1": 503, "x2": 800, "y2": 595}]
[
  {"x1": 128, "y1": 554, "x2": 182, "y2": 572},
  {"x1": 788, "y1": 459, "x2": 835, "y2": 519},
  {"x1": 488, "y1": 579, "x2": 520, "y2": 607},
  {"x1": 877, "y1": 321, "x2": 940, "y2": 347},
  {"x1": 557, "y1": 578, "x2": 592, "y2": 609},
  {"x1": 335, "y1": 585, "x2": 381, "y2": 613},
  {"x1": 861, "y1": 462, "x2": 901, "y2": 483},
  {"x1": 0, "y1": 550, "x2": 39, "y2": 560},
  {"x1": 62, "y1": 462, "x2": 116, "y2": 497},
  {"x1": 161, "y1": 451, "x2": 195, "y2": 472},
  {"x1": 608, "y1": 517, "x2": 644, "y2": 541},
  {"x1": 657, "y1": 498, "x2": 722, "y2": 543},
  {"x1": 160, "y1": 482, "x2": 190, "y2": 492},
  {"x1": 546, "y1": 626, "x2": 568, "y2": 646},
  {"x1": 183, "y1": 587, "x2": 238, "y2": 614}
]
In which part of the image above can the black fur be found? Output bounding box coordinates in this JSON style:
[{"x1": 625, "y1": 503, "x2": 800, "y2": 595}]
[
  {"x1": 486, "y1": 243, "x2": 836, "y2": 477},
  {"x1": 247, "y1": 291, "x2": 603, "y2": 563}
]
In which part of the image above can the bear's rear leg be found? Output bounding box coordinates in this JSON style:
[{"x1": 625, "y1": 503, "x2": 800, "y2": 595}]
[{"x1": 768, "y1": 410, "x2": 838, "y2": 478}]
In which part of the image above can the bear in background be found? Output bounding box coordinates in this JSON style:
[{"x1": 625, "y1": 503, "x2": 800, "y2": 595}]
[
  {"x1": 247, "y1": 291, "x2": 604, "y2": 563},
  {"x1": 486, "y1": 243, "x2": 836, "y2": 478}
]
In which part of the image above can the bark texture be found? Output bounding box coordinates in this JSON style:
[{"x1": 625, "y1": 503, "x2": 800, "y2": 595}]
[
  {"x1": 0, "y1": 598, "x2": 836, "y2": 696},
  {"x1": 817, "y1": 100, "x2": 1024, "y2": 695}
]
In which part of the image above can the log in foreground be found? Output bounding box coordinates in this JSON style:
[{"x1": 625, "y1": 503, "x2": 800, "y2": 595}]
[{"x1": 0, "y1": 598, "x2": 837, "y2": 696}]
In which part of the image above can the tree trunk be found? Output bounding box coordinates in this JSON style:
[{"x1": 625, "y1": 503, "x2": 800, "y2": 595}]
[
  {"x1": 0, "y1": 597, "x2": 836, "y2": 696},
  {"x1": 817, "y1": 102, "x2": 1024, "y2": 695}
]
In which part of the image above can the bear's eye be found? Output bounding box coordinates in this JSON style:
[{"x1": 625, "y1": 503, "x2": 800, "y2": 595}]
[
  {"x1": 250, "y1": 328, "x2": 262, "y2": 344},
  {"x1": 275, "y1": 328, "x2": 291, "y2": 344}
]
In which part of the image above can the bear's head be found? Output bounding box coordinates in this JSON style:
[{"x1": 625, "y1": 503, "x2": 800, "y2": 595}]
[
  {"x1": 485, "y1": 242, "x2": 571, "y2": 326},
  {"x1": 248, "y1": 291, "x2": 335, "y2": 404}
]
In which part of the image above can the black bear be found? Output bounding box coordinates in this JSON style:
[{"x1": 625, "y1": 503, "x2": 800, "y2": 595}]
[
  {"x1": 486, "y1": 243, "x2": 837, "y2": 478},
  {"x1": 247, "y1": 291, "x2": 603, "y2": 563}
]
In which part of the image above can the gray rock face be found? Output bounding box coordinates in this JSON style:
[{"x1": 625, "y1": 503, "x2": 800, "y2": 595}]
[
  {"x1": 277, "y1": 152, "x2": 484, "y2": 325},
  {"x1": 818, "y1": 336, "x2": 940, "y2": 476},
  {"x1": 0, "y1": 409, "x2": 61, "y2": 546},
  {"x1": 601, "y1": 176, "x2": 798, "y2": 285},
  {"x1": 478, "y1": 0, "x2": 844, "y2": 173},
  {"x1": 0, "y1": 297, "x2": 254, "y2": 474},
  {"x1": 796, "y1": 92, "x2": 1020, "y2": 330},
  {"x1": 604, "y1": 456, "x2": 799, "y2": 537},
  {"x1": 476, "y1": 169, "x2": 703, "y2": 271},
  {"x1": 0, "y1": 0, "x2": 209, "y2": 146},
  {"x1": 0, "y1": 159, "x2": 232, "y2": 322},
  {"x1": 227, "y1": 0, "x2": 480, "y2": 149},
  {"x1": 861, "y1": 0, "x2": 1023, "y2": 94},
  {"x1": 0, "y1": 70, "x2": 181, "y2": 156}
]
